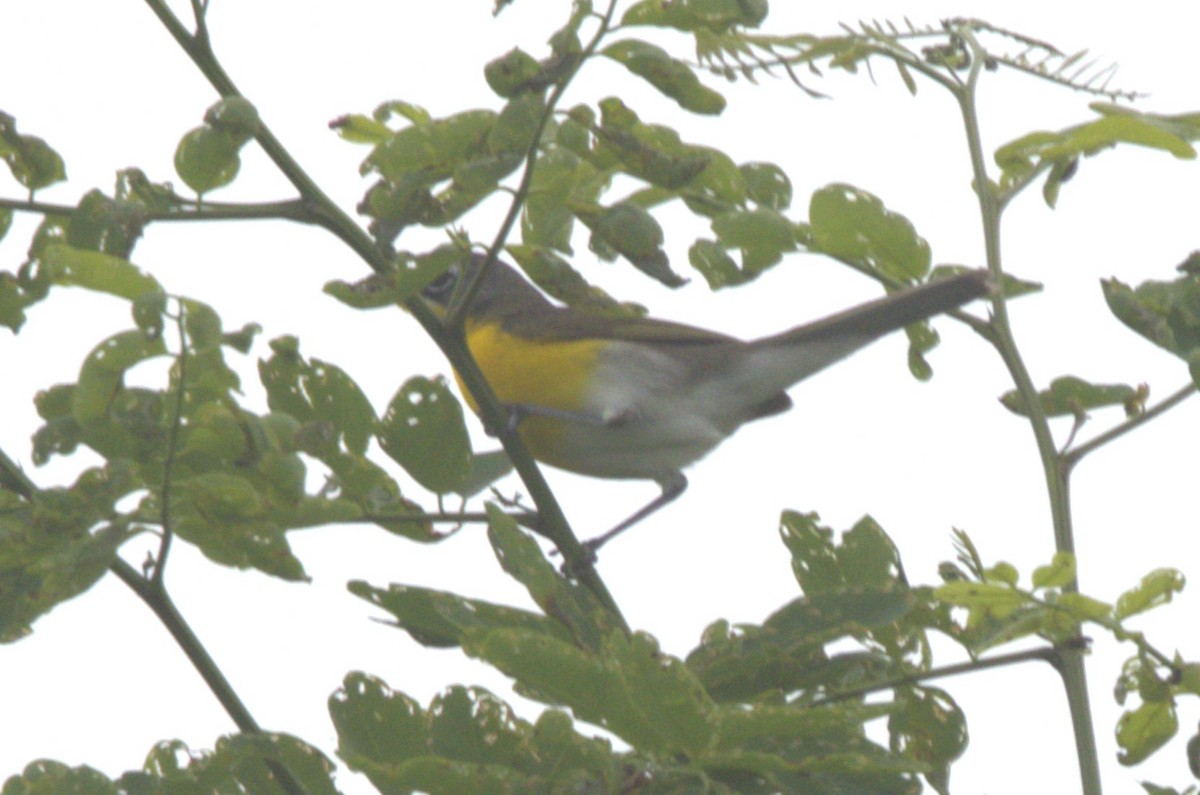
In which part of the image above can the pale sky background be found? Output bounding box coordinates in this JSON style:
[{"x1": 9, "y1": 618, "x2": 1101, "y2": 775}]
[{"x1": 3, "y1": 2, "x2": 1200, "y2": 794}]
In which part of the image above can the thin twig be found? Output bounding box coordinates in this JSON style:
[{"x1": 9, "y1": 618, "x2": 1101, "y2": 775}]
[
  {"x1": 0, "y1": 195, "x2": 319, "y2": 224},
  {"x1": 151, "y1": 303, "x2": 190, "y2": 586},
  {"x1": 1063, "y1": 382, "x2": 1197, "y2": 469},
  {"x1": 0, "y1": 447, "x2": 37, "y2": 499},
  {"x1": 447, "y1": 0, "x2": 623, "y2": 327},
  {"x1": 812, "y1": 644, "x2": 1061, "y2": 706}
]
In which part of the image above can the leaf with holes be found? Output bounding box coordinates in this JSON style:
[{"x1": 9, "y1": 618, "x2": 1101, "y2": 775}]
[
  {"x1": 810, "y1": 183, "x2": 931, "y2": 282},
  {"x1": 378, "y1": 376, "x2": 472, "y2": 494}
]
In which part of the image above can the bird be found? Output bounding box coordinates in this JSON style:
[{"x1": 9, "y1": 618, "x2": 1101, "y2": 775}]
[{"x1": 423, "y1": 254, "x2": 989, "y2": 556}]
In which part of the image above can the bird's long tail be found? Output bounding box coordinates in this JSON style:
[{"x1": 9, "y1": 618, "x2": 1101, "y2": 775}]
[{"x1": 733, "y1": 270, "x2": 991, "y2": 400}]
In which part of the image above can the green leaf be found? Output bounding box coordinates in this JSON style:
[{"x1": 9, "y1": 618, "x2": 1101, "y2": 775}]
[
  {"x1": 1054, "y1": 592, "x2": 1113, "y2": 623},
  {"x1": 348, "y1": 579, "x2": 571, "y2": 649},
  {"x1": 711, "y1": 207, "x2": 797, "y2": 275},
  {"x1": 766, "y1": 585, "x2": 914, "y2": 640},
  {"x1": 0, "y1": 517, "x2": 133, "y2": 643},
  {"x1": 1115, "y1": 568, "x2": 1186, "y2": 620},
  {"x1": 303, "y1": 359, "x2": 377, "y2": 456},
  {"x1": 121, "y1": 733, "x2": 337, "y2": 794},
  {"x1": 904, "y1": 314, "x2": 938, "y2": 381},
  {"x1": 203, "y1": 96, "x2": 260, "y2": 141},
  {"x1": 935, "y1": 582, "x2": 1029, "y2": 616},
  {"x1": 328, "y1": 113, "x2": 393, "y2": 144},
  {"x1": 985, "y1": 561, "x2": 1019, "y2": 587},
  {"x1": 484, "y1": 47, "x2": 545, "y2": 97},
  {"x1": 374, "y1": 99, "x2": 432, "y2": 126},
  {"x1": 1103, "y1": 276, "x2": 1200, "y2": 361},
  {"x1": 0, "y1": 271, "x2": 31, "y2": 332},
  {"x1": 173, "y1": 125, "x2": 245, "y2": 195},
  {"x1": 221, "y1": 321, "x2": 261, "y2": 354},
  {"x1": 172, "y1": 472, "x2": 308, "y2": 581},
  {"x1": 258, "y1": 337, "x2": 388, "y2": 462},
  {"x1": 378, "y1": 376, "x2": 472, "y2": 494},
  {"x1": 181, "y1": 298, "x2": 223, "y2": 352},
  {"x1": 485, "y1": 505, "x2": 610, "y2": 649},
  {"x1": 809, "y1": 183, "x2": 931, "y2": 282},
  {"x1": 621, "y1": 0, "x2": 768, "y2": 32},
  {"x1": 0, "y1": 759, "x2": 118, "y2": 794},
  {"x1": 325, "y1": 452, "x2": 432, "y2": 541},
  {"x1": 740, "y1": 162, "x2": 792, "y2": 209},
  {"x1": 689, "y1": 238, "x2": 746, "y2": 289},
  {"x1": 0, "y1": 111, "x2": 67, "y2": 192},
  {"x1": 712, "y1": 701, "x2": 894, "y2": 749},
  {"x1": 367, "y1": 109, "x2": 497, "y2": 184},
  {"x1": 592, "y1": 105, "x2": 713, "y2": 191},
  {"x1": 478, "y1": 628, "x2": 715, "y2": 756},
  {"x1": 604, "y1": 631, "x2": 716, "y2": 756},
  {"x1": 1031, "y1": 551, "x2": 1076, "y2": 590},
  {"x1": 326, "y1": 247, "x2": 460, "y2": 309},
  {"x1": 329, "y1": 672, "x2": 429, "y2": 775},
  {"x1": 65, "y1": 190, "x2": 147, "y2": 258},
  {"x1": 574, "y1": 200, "x2": 683, "y2": 286},
  {"x1": 1117, "y1": 700, "x2": 1178, "y2": 766},
  {"x1": 507, "y1": 244, "x2": 633, "y2": 314},
  {"x1": 131, "y1": 290, "x2": 167, "y2": 337},
  {"x1": 329, "y1": 673, "x2": 616, "y2": 792},
  {"x1": 779, "y1": 510, "x2": 843, "y2": 594},
  {"x1": 835, "y1": 516, "x2": 901, "y2": 589},
  {"x1": 429, "y1": 686, "x2": 532, "y2": 767},
  {"x1": 996, "y1": 110, "x2": 1196, "y2": 205},
  {"x1": 71, "y1": 330, "x2": 168, "y2": 425},
  {"x1": 888, "y1": 686, "x2": 967, "y2": 788},
  {"x1": 999, "y1": 375, "x2": 1140, "y2": 418},
  {"x1": 488, "y1": 94, "x2": 545, "y2": 156},
  {"x1": 520, "y1": 146, "x2": 583, "y2": 251},
  {"x1": 602, "y1": 40, "x2": 726, "y2": 115},
  {"x1": 258, "y1": 336, "x2": 315, "y2": 423},
  {"x1": 455, "y1": 449, "x2": 514, "y2": 498},
  {"x1": 41, "y1": 244, "x2": 162, "y2": 301}
]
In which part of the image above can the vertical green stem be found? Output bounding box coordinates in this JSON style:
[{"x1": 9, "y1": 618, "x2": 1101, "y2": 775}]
[{"x1": 954, "y1": 28, "x2": 1100, "y2": 795}]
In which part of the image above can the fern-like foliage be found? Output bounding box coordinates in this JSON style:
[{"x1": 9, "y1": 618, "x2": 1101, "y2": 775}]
[{"x1": 695, "y1": 17, "x2": 1141, "y2": 102}]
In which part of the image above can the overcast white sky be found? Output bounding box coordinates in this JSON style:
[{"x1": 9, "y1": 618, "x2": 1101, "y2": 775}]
[{"x1": 4, "y1": 2, "x2": 1200, "y2": 794}]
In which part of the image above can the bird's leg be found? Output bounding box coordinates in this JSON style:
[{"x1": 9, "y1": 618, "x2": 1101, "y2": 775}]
[{"x1": 580, "y1": 471, "x2": 688, "y2": 557}]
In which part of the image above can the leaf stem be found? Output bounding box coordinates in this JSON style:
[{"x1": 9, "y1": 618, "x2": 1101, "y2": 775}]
[{"x1": 952, "y1": 24, "x2": 1101, "y2": 795}]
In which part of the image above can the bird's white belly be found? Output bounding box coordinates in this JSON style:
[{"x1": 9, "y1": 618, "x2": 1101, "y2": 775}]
[{"x1": 552, "y1": 340, "x2": 732, "y2": 480}]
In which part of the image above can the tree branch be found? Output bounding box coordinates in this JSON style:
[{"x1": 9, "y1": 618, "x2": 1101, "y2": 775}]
[{"x1": 139, "y1": 0, "x2": 628, "y2": 625}]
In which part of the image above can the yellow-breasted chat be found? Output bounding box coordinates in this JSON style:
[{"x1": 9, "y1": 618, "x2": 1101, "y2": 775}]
[{"x1": 424, "y1": 254, "x2": 990, "y2": 554}]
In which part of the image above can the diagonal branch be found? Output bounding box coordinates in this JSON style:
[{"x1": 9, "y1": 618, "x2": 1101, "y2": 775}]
[{"x1": 139, "y1": 0, "x2": 628, "y2": 623}]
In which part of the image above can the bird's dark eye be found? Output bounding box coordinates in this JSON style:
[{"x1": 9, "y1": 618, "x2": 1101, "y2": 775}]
[{"x1": 423, "y1": 266, "x2": 459, "y2": 304}]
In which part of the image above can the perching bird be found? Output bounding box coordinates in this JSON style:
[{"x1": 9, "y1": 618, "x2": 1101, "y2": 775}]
[{"x1": 424, "y1": 255, "x2": 989, "y2": 554}]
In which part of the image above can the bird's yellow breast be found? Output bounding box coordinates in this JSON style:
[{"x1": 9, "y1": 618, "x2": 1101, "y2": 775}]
[{"x1": 458, "y1": 320, "x2": 608, "y2": 464}]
